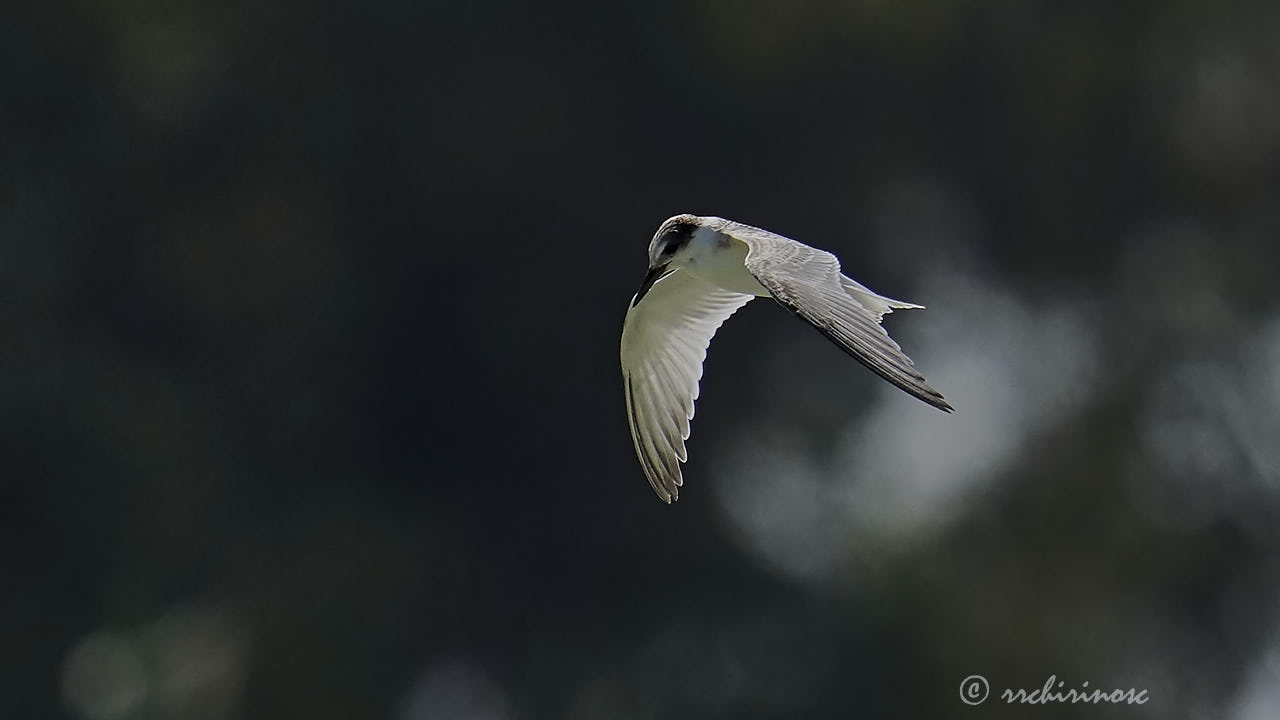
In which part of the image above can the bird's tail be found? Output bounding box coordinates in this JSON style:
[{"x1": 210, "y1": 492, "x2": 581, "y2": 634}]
[{"x1": 839, "y1": 275, "x2": 923, "y2": 322}]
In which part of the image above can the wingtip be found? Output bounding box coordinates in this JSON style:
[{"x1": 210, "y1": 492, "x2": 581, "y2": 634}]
[{"x1": 928, "y1": 394, "x2": 955, "y2": 413}]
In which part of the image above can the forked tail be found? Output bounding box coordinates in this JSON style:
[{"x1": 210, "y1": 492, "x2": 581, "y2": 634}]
[{"x1": 839, "y1": 275, "x2": 923, "y2": 322}]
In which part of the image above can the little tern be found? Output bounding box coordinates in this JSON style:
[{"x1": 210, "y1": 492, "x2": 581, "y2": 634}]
[{"x1": 621, "y1": 214, "x2": 952, "y2": 503}]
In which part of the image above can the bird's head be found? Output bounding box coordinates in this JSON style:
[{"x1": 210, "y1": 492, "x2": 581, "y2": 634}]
[
  {"x1": 633, "y1": 214, "x2": 702, "y2": 306},
  {"x1": 648, "y1": 214, "x2": 701, "y2": 267}
]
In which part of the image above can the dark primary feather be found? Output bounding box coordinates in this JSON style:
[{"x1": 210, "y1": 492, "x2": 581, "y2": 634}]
[{"x1": 721, "y1": 221, "x2": 954, "y2": 413}]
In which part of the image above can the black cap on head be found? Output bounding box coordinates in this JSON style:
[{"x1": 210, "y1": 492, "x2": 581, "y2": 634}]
[{"x1": 654, "y1": 215, "x2": 697, "y2": 257}]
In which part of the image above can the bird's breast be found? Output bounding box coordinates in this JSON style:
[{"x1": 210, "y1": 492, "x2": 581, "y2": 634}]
[{"x1": 685, "y1": 240, "x2": 771, "y2": 297}]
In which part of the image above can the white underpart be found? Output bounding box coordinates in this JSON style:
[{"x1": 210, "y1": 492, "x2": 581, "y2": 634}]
[{"x1": 680, "y1": 227, "x2": 772, "y2": 297}]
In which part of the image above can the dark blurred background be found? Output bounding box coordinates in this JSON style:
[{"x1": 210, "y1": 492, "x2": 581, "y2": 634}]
[{"x1": 4, "y1": 1, "x2": 1280, "y2": 718}]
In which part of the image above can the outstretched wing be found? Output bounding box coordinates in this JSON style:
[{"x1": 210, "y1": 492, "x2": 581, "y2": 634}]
[
  {"x1": 718, "y1": 220, "x2": 954, "y2": 413},
  {"x1": 621, "y1": 269, "x2": 754, "y2": 502}
]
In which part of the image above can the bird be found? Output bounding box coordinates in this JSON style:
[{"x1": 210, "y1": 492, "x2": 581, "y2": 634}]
[{"x1": 620, "y1": 214, "x2": 952, "y2": 503}]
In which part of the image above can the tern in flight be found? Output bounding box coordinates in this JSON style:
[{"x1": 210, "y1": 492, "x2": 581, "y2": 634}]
[{"x1": 621, "y1": 214, "x2": 952, "y2": 503}]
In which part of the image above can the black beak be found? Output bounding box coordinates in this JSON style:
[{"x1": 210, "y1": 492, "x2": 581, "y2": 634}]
[{"x1": 631, "y1": 263, "x2": 672, "y2": 307}]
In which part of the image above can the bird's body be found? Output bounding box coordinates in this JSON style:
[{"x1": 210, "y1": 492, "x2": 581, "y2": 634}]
[
  {"x1": 621, "y1": 214, "x2": 952, "y2": 503},
  {"x1": 665, "y1": 226, "x2": 770, "y2": 297}
]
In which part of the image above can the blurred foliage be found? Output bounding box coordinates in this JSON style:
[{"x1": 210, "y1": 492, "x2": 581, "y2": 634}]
[{"x1": 3, "y1": 1, "x2": 1279, "y2": 719}]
